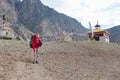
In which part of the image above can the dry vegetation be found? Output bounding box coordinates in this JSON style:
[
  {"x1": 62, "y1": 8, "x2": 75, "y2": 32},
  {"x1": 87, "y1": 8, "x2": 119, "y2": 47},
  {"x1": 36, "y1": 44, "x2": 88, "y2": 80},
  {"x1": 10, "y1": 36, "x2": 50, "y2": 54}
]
[{"x1": 0, "y1": 40, "x2": 120, "y2": 80}]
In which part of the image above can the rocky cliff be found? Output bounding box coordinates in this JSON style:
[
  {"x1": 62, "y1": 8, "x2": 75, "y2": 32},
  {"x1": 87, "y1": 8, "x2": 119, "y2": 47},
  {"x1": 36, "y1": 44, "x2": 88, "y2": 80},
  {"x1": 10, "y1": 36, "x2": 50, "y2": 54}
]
[
  {"x1": 14, "y1": 0, "x2": 87, "y2": 36},
  {"x1": 0, "y1": 0, "x2": 33, "y2": 40},
  {"x1": 0, "y1": 0, "x2": 17, "y2": 21},
  {"x1": 0, "y1": 0, "x2": 88, "y2": 41}
]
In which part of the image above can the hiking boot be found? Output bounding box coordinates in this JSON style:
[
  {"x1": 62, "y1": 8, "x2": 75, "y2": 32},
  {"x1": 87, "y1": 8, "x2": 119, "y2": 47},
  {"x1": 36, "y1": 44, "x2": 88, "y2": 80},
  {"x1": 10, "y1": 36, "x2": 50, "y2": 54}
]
[
  {"x1": 33, "y1": 61, "x2": 35, "y2": 64},
  {"x1": 36, "y1": 61, "x2": 39, "y2": 64}
]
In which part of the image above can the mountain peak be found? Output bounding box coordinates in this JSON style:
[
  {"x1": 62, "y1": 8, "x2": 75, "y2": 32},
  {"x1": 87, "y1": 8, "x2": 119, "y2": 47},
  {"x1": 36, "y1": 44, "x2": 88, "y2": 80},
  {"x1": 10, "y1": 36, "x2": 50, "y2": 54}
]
[
  {"x1": 15, "y1": 0, "x2": 87, "y2": 36},
  {"x1": 22, "y1": 0, "x2": 41, "y2": 4}
]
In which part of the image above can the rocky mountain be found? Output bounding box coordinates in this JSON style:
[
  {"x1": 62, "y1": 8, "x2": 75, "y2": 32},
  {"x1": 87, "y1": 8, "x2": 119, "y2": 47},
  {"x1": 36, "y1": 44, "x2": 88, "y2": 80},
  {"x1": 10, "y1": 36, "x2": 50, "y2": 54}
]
[
  {"x1": 0, "y1": 16, "x2": 33, "y2": 41},
  {"x1": 0, "y1": 0, "x2": 33, "y2": 40},
  {"x1": 1, "y1": 0, "x2": 120, "y2": 42},
  {"x1": 14, "y1": 0, "x2": 87, "y2": 36},
  {"x1": 107, "y1": 25, "x2": 120, "y2": 42},
  {"x1": 0, "y1": 0, "x2": 17, "y2": 21},
  {"x1": 0, "y1": 0, "x2": 88, "y2": 41}
]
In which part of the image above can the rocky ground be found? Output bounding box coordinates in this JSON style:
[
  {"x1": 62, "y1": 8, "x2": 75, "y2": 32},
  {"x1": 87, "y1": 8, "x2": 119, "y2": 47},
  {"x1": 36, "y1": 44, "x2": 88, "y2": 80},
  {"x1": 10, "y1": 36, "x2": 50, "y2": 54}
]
[{"x1": 0, "y1": 40, "x2": 120, "y2": 80}]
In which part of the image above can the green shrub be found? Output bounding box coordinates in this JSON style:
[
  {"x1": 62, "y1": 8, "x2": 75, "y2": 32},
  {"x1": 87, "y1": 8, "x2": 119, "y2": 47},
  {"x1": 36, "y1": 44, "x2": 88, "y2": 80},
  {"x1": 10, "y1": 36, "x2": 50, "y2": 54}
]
[
  {"x1": 16, "y1": 36, "x2": 21, "y2": 40},
  {"x1": 2, "y1": 37, "x2": 12, "y2": 40}
]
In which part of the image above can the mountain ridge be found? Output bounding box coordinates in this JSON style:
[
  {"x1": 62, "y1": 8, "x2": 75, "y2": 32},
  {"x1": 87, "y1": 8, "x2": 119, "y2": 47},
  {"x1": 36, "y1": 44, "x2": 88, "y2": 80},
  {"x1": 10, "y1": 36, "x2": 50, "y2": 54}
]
[
  {"x1": 14, "y1": 0, "x2": 88, "y2": 36},
  {"x1": 0, "y1": 0, "x2": 120, "y2": 42},
  {"x1": 107, "y1": 25, "x2": 120, "y2": 42}
]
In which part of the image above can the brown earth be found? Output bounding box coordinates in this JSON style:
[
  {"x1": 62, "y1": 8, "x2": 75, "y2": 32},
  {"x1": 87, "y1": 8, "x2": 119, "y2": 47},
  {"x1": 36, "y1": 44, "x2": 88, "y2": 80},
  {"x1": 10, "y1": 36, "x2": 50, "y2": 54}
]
[{"x1": 0, "y1": 40, "x2": 120, "y2": 80}]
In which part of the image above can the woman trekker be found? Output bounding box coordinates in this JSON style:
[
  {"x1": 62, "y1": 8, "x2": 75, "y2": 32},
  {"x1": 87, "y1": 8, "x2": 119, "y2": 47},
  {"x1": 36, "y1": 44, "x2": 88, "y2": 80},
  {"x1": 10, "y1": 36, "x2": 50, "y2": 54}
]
[{"x1": 31, "y1": 33, "x2": 42, "y2": 64}]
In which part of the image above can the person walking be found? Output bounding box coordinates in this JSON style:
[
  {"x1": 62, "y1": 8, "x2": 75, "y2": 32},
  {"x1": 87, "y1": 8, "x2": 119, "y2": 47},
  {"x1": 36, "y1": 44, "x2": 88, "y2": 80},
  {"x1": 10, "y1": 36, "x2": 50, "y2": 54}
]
[{"x1": 30, "y1": 33, "x2": 42, "y2": 64}]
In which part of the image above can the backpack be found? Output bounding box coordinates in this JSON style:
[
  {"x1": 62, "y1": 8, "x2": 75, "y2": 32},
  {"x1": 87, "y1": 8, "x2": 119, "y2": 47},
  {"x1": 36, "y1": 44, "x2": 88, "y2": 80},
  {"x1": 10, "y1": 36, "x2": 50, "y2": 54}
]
[
  {"x1": 37, "y1": 40, "x2": 42, "y2": 47},
  {"x1": 29, "y1": 35, "x2": 42, "y2": 48},
  {"x1": 30, "y1": 36, "x2": 33, "y2": 48}
]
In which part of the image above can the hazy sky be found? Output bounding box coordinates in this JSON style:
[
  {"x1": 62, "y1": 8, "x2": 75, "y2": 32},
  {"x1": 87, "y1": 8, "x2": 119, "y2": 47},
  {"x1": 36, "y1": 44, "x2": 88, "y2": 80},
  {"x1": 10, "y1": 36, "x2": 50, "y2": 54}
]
[{"x1": 40, "y1": 0, "x2": 120, "y2": 29}]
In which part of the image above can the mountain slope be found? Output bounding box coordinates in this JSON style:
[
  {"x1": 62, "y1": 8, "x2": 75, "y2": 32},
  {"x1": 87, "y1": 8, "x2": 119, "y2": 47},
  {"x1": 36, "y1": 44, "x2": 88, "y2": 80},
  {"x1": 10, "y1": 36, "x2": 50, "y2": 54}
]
[
  {"x1": 0, "y1": 0, "x2": 88, "y2": 41},
  {"x1": 0, "y1": 0, "x2": 17, "y2": 21},
  {"x1": 14, "y1": 0, "x2": 87, "y2": 36},
  {"x1": 107, "y1": 25, "x2": 120, "y2": 42},
  {"x1": 0, "y1": 40, "x2": 120, "y2": 80},
  {"x1": 0, "y1": 0, "x2": 33, "y2": 40}
]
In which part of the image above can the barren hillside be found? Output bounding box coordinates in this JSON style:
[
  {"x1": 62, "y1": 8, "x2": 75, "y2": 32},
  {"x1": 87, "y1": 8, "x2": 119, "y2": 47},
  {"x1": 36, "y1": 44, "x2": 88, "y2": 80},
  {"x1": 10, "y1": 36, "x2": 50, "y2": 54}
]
[{"x1": 0, "y1": 40, "x2": 120, "y2": 80}]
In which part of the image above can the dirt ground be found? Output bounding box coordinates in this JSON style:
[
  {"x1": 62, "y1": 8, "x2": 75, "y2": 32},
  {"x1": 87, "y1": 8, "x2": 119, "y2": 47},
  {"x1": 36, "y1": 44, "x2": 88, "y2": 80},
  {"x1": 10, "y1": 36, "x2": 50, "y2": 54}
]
[{"x1": 0, "y1": 40, "x2": 120, "y2": 80}]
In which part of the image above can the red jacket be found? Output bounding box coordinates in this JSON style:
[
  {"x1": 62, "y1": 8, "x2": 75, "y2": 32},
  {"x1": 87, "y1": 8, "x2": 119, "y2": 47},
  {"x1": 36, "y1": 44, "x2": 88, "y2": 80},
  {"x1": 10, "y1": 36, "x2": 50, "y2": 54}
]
[{"x1": 31, "y1": 34, "x2": 42, "y2": 51}]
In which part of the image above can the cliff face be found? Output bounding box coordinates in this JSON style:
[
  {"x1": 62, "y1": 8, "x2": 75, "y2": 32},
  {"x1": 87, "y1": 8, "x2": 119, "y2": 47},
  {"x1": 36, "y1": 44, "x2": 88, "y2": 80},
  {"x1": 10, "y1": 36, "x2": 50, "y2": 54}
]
[
  {"x1": 0, "y1": 0, "x2": 33, "y2": 40},
  {"x1": 14, "y1": 0, "x2": 87, "y2": 36},
  {"x1": 0, "y1": 0, "x2": 17, "y2": 21},
  {"x1": 0, "y1": 0, "x2": 88, "y2": 41}
]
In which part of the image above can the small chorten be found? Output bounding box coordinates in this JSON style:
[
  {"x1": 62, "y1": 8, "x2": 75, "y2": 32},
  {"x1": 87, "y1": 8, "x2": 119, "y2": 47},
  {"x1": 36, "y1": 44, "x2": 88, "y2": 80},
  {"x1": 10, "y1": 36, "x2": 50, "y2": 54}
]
[{"x1": 0, "y1": 15, "x2": 15, "y2": 39}]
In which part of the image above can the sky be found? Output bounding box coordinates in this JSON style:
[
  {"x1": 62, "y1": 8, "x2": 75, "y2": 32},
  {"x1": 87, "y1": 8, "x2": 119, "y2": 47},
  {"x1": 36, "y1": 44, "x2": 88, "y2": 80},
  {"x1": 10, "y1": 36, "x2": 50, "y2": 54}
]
[{"x1": 40, "y1": 0, "x2": 120, "y2": 29}]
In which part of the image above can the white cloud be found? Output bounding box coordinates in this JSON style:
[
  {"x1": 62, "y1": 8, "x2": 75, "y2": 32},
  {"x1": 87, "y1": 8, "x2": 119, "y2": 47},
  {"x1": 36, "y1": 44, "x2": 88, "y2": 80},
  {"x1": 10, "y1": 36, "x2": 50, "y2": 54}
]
[{"x1": 41, "y1": 0, "x2": 120, "y2": 29}]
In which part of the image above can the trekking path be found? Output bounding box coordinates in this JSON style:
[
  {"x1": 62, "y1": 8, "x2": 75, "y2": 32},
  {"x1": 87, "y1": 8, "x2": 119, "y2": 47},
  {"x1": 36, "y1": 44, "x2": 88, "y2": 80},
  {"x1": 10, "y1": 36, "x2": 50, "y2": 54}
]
[
  {"x1": 0, "y1": 40, "x2": 52, "y2": 80},
  {"x1": 0, "y1": 40, "x2": 120, "y2": 80}
]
